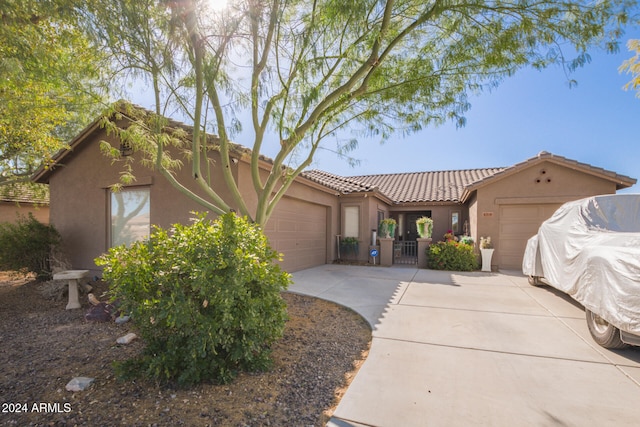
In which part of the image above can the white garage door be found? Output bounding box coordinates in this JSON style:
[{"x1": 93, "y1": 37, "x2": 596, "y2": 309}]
[
  {"x1": 264, "y1": 197, "x2": 327, "y2": 272},
  {"x1": 499, "y1": 204, "x2": 562, "y2": 270}
]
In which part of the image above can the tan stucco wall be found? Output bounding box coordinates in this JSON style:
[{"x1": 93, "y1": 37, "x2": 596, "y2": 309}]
[
  {"x1": 47, "y1": 128, "x2": 238, "y2": 275},
  {"x1": 337, "y1": 194, "x2": 367, "y2": 261},
  {"x1": 234, "y1": 161, "x2": 340, "y2": 269},
  {"x1": 347, "y1": 201, "x2": 471, "y2": 263},
  {"x1": 387, "y1": 204, "x2": 467, "y2": 242},
  {"x1": 0, "y1": 203, "x2": 49, "y2": 225},
  {"x1": 47, "y1": 129, "x2": 339, "y2": 274},
  {"x1": 468, "y1": 192, "x2": 478, "y2": 242},
  {"x1": 474, "y1": 161, "x2": 619, "y2": 269},
  {"x1": 334, "y1": 193, "x2": 392, "y2": 262}
]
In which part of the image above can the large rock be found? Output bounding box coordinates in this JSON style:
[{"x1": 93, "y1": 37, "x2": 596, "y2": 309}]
[
  {"x1": 116, "y1": 332, "x2": 138, "y2": 345},
  {"x1": 65, "y1": 377, "x2": 94, "y2": 392},
  {"x1": 84, "y1": 302, "x2": 118, "y2": 322}
]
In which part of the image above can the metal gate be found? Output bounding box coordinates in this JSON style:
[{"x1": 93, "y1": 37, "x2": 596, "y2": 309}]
[{"x1": 394, "y1": 240, "x2": 417, "y2": 265}]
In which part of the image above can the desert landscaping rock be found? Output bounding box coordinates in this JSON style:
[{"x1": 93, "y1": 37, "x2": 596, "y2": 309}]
[
  {"x1": 0, "y1": 274, "x2": 370, "y2": 426},
  {"x1": 115, "y1": 315, "x2": 130, "y2": 324},
  {"x1": 116, "y1": 332, "x2": 138, "y2": 344},
  {"x1": 65, "y1": 377, "x2": 95, "y2": 392}
]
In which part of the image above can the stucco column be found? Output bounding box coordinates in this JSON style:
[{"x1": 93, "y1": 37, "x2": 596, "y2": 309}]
[
  {"x1": 379, "y1": 237, "x2": 394, "y2": 267},
  {"x1": 417, "y1": 238, "x2": 432, "y2": 269}
]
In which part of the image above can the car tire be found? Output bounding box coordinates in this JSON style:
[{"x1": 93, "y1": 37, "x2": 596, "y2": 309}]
[
  {"x1": 528, "y1": 276, "x2": 543, "y2": 286},
  {"x1": 585, "y1": 309, "x2": 628, "y2": 349}
]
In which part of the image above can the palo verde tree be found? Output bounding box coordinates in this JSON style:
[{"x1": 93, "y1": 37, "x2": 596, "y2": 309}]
[
  {"x1": 0, "y1": 0, "x2": 107, "y2": 186},
  {"x1": 621, "y1": 39, "x2": 640, "y2": 96},
  {"x1": 83, "y1": 0, "x2": 635, "y2": 226}
]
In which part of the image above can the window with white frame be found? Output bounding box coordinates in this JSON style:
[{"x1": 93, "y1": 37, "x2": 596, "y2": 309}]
[{"x1": 110, "y1": 188, "x2": 151, "y2": 247}]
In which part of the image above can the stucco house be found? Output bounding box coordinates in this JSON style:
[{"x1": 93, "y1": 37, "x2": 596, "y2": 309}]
[
  {"x1": 0, "y1": 183, "x2": 49, "y2": 224},
  {"x1": 32, "y1": 105, "x2": 636, "y2": 275}
]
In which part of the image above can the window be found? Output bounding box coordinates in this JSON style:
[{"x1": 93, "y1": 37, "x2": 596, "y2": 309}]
[
  {"x1": 451, "y1": 211, "x2": 460, "y2": 234},
  {"x1": 344, "y1": 206, "x2": 359, "y2": 238},
  {"x1": 110, "y1": 188, "x2": 150, "y2": 247}
]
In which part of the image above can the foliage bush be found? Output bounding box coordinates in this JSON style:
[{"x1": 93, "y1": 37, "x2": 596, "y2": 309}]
[
  {"x1": 96, "y1": 213, "x2": 291, "y2": 385},
  {"x1": 340, "y1": 236, "x2": 359, "y2": 258},
  {"x1": 0, "y1": 213, "x2": 61, "y2": 279},
  {"x1": 427, "y1": 241, "x2": 478, "y2": 271}
]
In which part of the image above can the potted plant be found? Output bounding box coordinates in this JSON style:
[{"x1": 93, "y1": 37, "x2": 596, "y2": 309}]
[
  {"x1": 416, "y1": 216, "x2": 433, "y2": 239},
  {"x1": 459, "y1": 235, "x2": 474, "y2": 246},
  {"x1": 379, "y1": 218, "x2": 397, "y2": 239},
  {"x1": 340, "y1": 237, "x2": 359, "y2": 259},
  {"x1": 480, "y1": 236, "x2": 494, "y2": 272}
]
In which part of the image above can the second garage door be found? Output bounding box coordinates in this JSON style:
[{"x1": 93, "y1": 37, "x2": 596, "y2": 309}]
[
  {"x1": 264, "y1": 197, "x2": 327, "y2": 272},
  {"x1": 498, "y1": 203, "x2": 562, "y2": 269}
]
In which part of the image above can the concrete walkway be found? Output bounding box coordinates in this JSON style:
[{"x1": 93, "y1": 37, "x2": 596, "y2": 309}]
[{"x1": 290, "y1": 265, "x2": 640, "y2": 427}]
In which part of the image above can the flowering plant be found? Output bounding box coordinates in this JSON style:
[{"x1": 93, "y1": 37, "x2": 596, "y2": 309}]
[
  {"x1": 480, "y1": 236, "x2": 493, "y2": 249},
  {"x1": 416, "y1": 216, "x2": 433, "y2": 238},
  {"x1": 379, "y1": 218, "x2": 397, "y2": 238},
  {"x1": 459, "y1": 236, "x2": 474, "y2": 246},
  {"x1": 427, "y1": 240, "x2": 477, "y2": 271},
  {"x1": 443, "y1": 229, "x2": 455, "y2": 242}
]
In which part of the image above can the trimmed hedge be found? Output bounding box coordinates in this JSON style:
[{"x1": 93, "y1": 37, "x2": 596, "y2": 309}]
[
  {"x1": 96, "y1": 213, "x2": 291, "y2": 385},
  {"x1": 427, "y1": 240, "x2": 478, "y2": 271}
]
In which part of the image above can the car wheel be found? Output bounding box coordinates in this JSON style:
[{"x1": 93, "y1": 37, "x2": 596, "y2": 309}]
[
  {"x1": 528, "y1": 276, "x2": 543, "y2": 286},
  {"x1": 585, "y1": 309, "x2": 628, "y2": 349}
]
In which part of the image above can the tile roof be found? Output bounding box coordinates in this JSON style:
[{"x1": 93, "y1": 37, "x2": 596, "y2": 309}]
[
  {"x1": 32, "y1": 101, "x2": 277, "y2": 184},
  {"x1": 302, "y1": 170, "x2": 377, "y2": 194},
  {"x1": 352, "y1": 168, "x2": 505, "y2": 203},
  {"x1": 0, "y1": 183, "x2": 49, "y2": 204},
  {"x1": 302, "y1": 168, "x2": 505, "y2": 203},
  {"x1": 31, "y1": 100, "x2": 636, "y2": 203},
  {"x1": 303, "y1": 151, "x2": 636, "y2": 204}
]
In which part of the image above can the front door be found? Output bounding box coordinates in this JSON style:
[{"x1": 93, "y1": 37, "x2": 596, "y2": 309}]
[
  {"x1": 405, "y1": 214, "x2": 420, "y2": 241},
  {"x1": 405, "y1": 212, "x2": 431, "y2": 241}
]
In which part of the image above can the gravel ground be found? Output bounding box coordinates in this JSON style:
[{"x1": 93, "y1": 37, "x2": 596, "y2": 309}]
[{"x1": 0, "y1": 274, "x2": 371, "y2": 426}]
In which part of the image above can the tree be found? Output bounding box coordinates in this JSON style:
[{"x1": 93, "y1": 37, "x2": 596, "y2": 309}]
[
  {"x1": 0, "y1": 0, "x2": 107, "y2": 185},
  {"x1": 84, "y1": 0, "x2": 635, "y2": 226},
  {"x1": 621, "y1": 39, "x2": 640, "y2": 96}
]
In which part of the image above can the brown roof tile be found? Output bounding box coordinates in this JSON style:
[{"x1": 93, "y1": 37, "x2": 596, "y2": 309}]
[
  {"x1": 32, "y1": 101, "x2": 636, "y2": 203},
  {"x1": 302, "y1": 170, "x2": 377, "y2": 194},
  {"x1": 351, "y1": 168, "x2": 504, "y2": 203},
  {"x1": 0, "y1": 183, "x2": 49, "y2": 204}
]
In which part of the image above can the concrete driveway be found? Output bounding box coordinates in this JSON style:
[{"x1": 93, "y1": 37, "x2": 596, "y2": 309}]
[{"x1": 290, "y1": 265, "x2": 640, "y2": 427}]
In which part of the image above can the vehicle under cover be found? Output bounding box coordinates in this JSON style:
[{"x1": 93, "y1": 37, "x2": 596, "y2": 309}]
[{"x1": 523, "y1": 194, "x2": 640, "y2": 340}]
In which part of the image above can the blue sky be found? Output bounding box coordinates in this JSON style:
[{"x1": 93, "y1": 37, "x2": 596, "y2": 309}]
[
  {"x1": 133, "y1": 32, "x2": 640, "y2": 192},
  {"x1": 303, "y1": 37, "x2": 640, "y2": 193}
]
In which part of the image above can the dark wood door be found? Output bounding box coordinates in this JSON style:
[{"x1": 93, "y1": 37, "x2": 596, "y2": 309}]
[
  {"x1": 406, "y1": 214, "x2": 420, "y2": 241},
  {"x1": 406, "y1": 211, "x2": 432, "y2": 241}
]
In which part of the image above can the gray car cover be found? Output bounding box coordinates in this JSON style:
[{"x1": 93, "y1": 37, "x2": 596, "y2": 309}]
[{"x1": 523, "y1": 194, "x2": 640, "y2": 334}]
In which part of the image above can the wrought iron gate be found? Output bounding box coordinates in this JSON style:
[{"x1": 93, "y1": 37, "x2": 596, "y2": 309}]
[{"x1": 393, "y1": 240, "x2": 417, "y2": 265}]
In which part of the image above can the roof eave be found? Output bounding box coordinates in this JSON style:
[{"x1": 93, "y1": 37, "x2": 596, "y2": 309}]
[
  {"x1": 463, "y1": 153, "x2": 637, "y2": 195},
  {"x1": 31, "y1": 114, "x2": 106, "y2": 184}
]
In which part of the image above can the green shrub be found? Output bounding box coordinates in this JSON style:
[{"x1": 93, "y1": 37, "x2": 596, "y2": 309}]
[
  {"x1": 95, "y1": 212, "x2": 291, "y2": 385},
  {"x1": 0, "y1": 213, "x2": 61, "y2": 279},
  {"x1": 427, "y1": 240, "x2": 478, "y2": 271}
]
